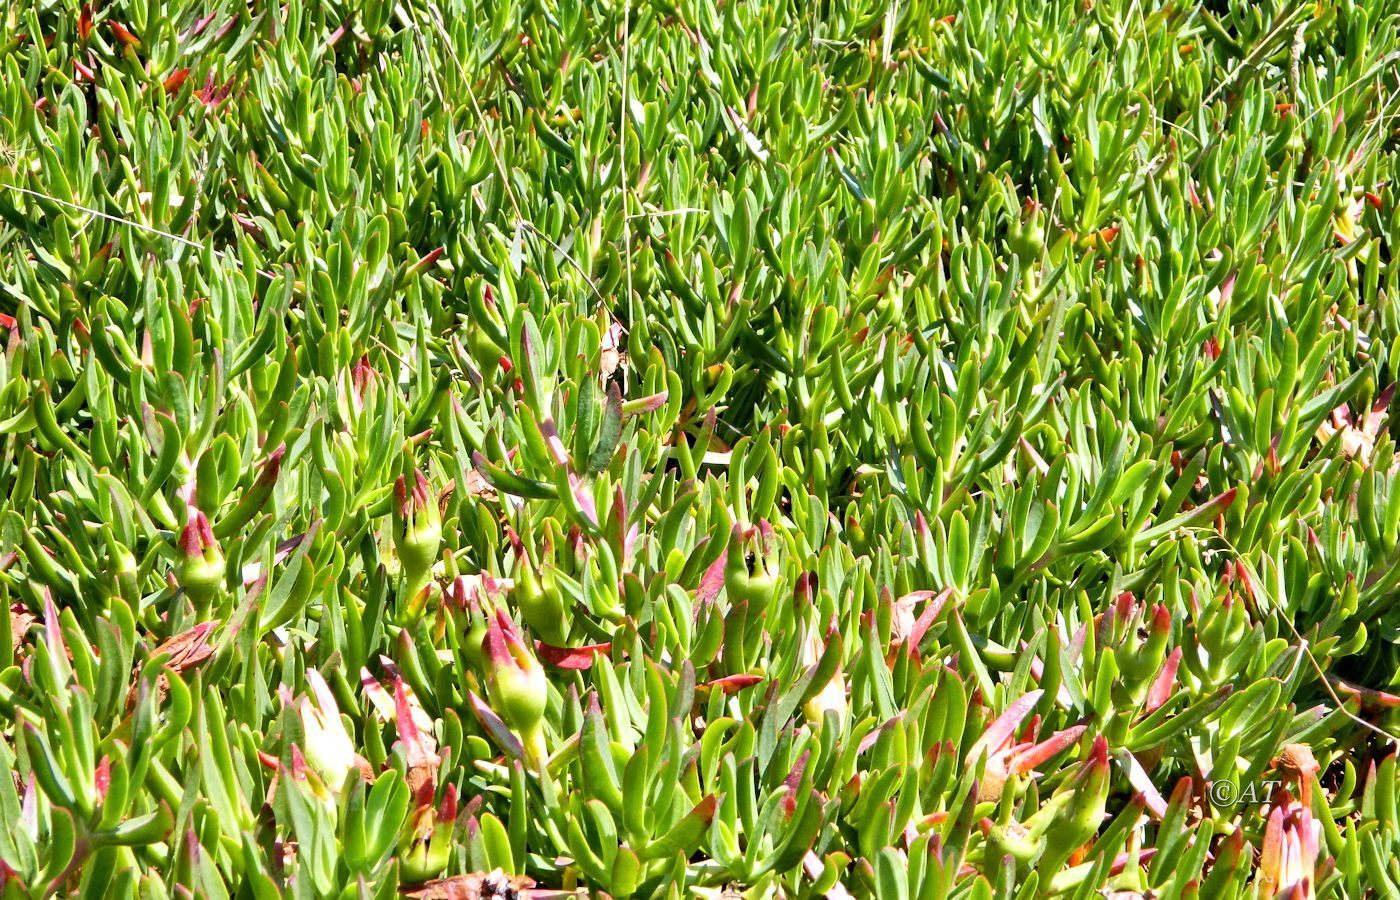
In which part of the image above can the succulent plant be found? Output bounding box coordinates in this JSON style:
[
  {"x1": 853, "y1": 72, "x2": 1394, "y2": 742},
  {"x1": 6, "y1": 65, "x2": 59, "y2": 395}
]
[{"x1": 1, "y1": 0, "x2": 1400, "y2": 896}]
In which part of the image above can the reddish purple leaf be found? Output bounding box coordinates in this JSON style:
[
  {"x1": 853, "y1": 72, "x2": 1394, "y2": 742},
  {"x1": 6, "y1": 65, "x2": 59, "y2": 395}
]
[
  {"x1": 965, "y1": 691, "x2": 1043, "y2": 766},
  {"x1": 534, "y1": 640, "x2": 610, "y2": 670},
  {"x1": 1009, "y1": 723, "x2": 1088, "y2": 776},
  {"x1": 696, "y1": 549, "x2": 728, "y2": 605},
  {"x1": 700, "y1": 673, "x2": 764, "y2": 695},
  {"x1": 1144, "y1": 647, "x2": 1182, "y2": 714}
]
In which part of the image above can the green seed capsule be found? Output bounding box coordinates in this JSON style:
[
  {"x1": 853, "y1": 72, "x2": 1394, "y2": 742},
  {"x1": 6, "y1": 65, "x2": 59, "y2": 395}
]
[
  {"x1": 512, "y1": 553, "x2": 566, "y2": 645},
  {"x1": 483, "y1": 610, "x2": 548, "y2": 766},
  {"x1": 394, "y1": 470, "x2": 442, "y2": 616},
  {"x1": 176, "y1": 511, "x2": 225, "y2": 615},
  {"x1": 724, "y1": 521, "x2": 782, "y2": 609}
]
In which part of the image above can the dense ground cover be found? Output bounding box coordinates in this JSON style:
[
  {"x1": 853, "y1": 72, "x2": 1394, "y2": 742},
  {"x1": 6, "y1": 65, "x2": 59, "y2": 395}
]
[{"x1": 2, "y1": 0, "x2": 1400, "y2": 895}]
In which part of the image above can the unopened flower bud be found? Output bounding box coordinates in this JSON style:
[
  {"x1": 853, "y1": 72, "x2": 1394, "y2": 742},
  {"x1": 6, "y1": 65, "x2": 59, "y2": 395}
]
[
  {"x1": 448, "y1": 576, "x2": 490, "y2": 670},
  {"x1": 102, "y1": 526, "x2": 139, "y2": 603},
  {"x1": 400, "y1": 784, "x2": 457, "y2": 882},
  {"x1": 394, "y1": 470, "x2": 442, "y2": 615},
  {"x1": 1259, "y1": 783, "x2": 1321, "y2": 899},
  {"x1": 512, "y1": 550, "x2": 566, "y2": 646},
  {"x1": 1121, "y1": 604, "x2": 1172, "y2": 697},
  {"x1": 1198, "y1": 591, "x2": 1249, "y2": 674},
  {"x1": 483, "y1": 610, "x2": 548, "y2": 763},
  {"x1": 177, "y1": 510, "x2": 224, "y2": 613},
  {"x1": 725, "y1": 521, "x2": 781, "y2": 609},
  {"x1": 296, "y1": 670, "x2": 358, "y2": 795},
  {"x1": 1007, "y1": 198, "x2": 1046, "y2": 262}
]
